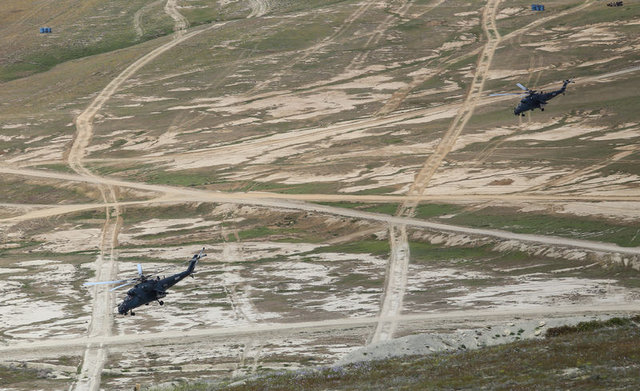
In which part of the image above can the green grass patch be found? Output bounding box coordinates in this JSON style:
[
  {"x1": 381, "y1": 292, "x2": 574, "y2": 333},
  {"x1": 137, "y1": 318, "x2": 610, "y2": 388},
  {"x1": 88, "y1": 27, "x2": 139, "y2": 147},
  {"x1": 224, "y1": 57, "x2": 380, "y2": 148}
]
[
  {"x1": 409, "y1": 242, "x2": 495, "y2": 263},
  {"x1": 447, "y1": 207, "x2": 640, "y2": 247},
  {"x1": 157, "y1": 317, "x2": 640, "y2": 390},
  {"x1": 313, "y1": 240, "x2": 390, "y2": 256},
  {"x1": 546, "y1": 316, "x2": 640, "y2": 338},
  {"x1": 414, "y1": 203, "x2": 463, "y2": 219}
]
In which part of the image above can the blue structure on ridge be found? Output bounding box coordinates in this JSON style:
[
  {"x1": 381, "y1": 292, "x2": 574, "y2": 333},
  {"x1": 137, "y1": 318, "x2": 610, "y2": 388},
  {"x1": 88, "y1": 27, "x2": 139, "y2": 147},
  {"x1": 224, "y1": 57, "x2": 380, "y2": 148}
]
[
  {"x1": 531, "y1": 4, "x2": 545, "y2": 11},
  {"x1": 39, "y1": 27, "x2": 52, "y2": 33}
]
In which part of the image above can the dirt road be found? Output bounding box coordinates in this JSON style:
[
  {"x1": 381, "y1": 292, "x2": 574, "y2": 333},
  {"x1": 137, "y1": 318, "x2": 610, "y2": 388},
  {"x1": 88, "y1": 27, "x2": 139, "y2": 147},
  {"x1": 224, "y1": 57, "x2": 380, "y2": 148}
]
[
  {"x1": 371, "y1": 0, "x2": 505, "y2": 346},
  {"x1": 2, "y1": 166, "x2": 639, "y2": 256},
  {"x1": 2, "y1": 303, "x2": 638, "y2": 357}
]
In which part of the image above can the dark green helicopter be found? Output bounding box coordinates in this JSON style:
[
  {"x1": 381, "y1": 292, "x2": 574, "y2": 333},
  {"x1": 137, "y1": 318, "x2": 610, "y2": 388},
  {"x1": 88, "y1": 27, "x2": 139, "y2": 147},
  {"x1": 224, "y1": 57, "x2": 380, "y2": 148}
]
[
  {"x1": 491, "y1": 79, "x2": 574, "y2": 116},
  {"x1": 83, "y1": 248, "x2": 206, "y2": 316}
]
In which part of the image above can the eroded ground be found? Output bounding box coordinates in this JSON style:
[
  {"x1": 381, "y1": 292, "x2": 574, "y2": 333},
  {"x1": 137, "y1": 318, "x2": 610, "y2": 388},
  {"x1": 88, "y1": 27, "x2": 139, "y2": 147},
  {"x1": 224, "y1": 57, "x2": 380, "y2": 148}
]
[{"x1": 1, "y1": 0, "x2": 639, "y2": 390}]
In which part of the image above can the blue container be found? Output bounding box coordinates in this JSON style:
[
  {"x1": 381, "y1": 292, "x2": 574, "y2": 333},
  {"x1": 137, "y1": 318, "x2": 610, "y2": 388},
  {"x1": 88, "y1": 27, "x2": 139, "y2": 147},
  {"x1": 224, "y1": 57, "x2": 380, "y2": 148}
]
[
  {"x1": 46, "y1": 27, "x2": 52, "y2": 33},
  {"x1": 540, "y1": 5, "x2": 544, "y2": 10},
  {"x1": 40, "y1": 27, "x2": 45, "y2": 33}
]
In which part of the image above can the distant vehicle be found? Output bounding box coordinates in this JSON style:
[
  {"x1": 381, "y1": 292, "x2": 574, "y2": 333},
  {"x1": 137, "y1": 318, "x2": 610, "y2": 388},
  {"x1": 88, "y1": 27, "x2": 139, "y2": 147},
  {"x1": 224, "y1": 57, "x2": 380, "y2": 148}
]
[
  {"x1": 84, "y1": 248, "x2": 206, "y2": 316},
  {"x1": 490, "y1": 79, "x2": 574, "y2": 116}
]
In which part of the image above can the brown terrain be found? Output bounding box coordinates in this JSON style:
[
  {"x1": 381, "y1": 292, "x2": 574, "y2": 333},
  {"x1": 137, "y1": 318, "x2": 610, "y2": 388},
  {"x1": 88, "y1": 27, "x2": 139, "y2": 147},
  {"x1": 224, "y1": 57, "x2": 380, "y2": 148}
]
[{"x1": 0, "y1": 0, "x2": 639, "y2": 389}]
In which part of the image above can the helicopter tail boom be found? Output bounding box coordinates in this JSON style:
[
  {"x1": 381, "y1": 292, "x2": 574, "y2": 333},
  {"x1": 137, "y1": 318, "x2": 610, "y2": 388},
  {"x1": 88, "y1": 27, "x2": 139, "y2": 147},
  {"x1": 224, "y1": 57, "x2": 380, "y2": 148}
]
[{"x1": 187, "y1": 247, "x2": 206, "y2": 274}]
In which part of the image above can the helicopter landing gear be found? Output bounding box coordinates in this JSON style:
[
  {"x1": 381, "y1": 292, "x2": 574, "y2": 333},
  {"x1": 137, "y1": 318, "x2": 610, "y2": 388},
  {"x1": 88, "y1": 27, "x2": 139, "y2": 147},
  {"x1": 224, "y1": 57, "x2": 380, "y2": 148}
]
[
  {"x1": 130, "y1": 311, "x2": 135, "y2": 316},
  {"x1": 158, "y1": 300, "x2": 164, "y2": 306},
  {"x1": 521, "y1": 113, "x2": 525, "y2": 117},
  {"x1": 541, "y1": 108, "x2": 544, "y2": 111}
]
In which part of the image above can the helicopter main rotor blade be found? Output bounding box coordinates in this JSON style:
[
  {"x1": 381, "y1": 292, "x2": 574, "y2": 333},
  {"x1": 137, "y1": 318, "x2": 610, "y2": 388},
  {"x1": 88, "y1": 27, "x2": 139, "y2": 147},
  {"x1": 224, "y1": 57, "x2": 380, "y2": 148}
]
[
  {"x1": 110, "y1": 281, "x2": 135, "y2": 291},
  {"x1": 146, "y1": 265, "x2": 173, "y2": 278},
  {"x1": 516, "y1": 83, "x2": 528, "y2": 91},
  {"x1": 137, "y1": 263, "x2": 143, "y2": 277},
  {"x1": 83, "y1": 279, "x2": 129, "y2": 287},
  {"x1": 489, "y1": 93, "x2": 525, "y2": 96}
]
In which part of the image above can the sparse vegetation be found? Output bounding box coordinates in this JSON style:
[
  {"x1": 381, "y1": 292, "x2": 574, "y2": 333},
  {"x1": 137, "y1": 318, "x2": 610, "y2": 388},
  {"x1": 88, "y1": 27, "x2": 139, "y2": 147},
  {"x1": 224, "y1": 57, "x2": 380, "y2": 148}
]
[{"x1": 148, "y1": 318, "x2": 640, "y2": 390}]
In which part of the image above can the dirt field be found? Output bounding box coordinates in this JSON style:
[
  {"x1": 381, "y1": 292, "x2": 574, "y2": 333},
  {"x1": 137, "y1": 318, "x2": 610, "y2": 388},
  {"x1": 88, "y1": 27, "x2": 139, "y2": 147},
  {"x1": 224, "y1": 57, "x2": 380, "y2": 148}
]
[{"x1": 1, "y1": 0, "x2": 639, "y2": 390}]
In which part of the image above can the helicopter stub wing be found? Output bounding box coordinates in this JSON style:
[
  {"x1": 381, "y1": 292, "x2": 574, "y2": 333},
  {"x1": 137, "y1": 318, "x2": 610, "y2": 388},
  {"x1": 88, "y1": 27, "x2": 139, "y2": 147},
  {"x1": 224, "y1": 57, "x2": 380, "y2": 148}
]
[{"x1": 516, "y1": 83, "x2": 529, "y2": 91}]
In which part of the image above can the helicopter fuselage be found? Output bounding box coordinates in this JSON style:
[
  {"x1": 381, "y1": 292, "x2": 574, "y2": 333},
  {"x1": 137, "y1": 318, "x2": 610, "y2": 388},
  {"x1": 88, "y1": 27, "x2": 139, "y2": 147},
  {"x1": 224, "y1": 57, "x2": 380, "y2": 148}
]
[
  {"x1": 514, "y1": 80, "x2": 571, "y2": 116},
  {"x1": 117, "y1": 257, "x2": 198, "y2": 315}
]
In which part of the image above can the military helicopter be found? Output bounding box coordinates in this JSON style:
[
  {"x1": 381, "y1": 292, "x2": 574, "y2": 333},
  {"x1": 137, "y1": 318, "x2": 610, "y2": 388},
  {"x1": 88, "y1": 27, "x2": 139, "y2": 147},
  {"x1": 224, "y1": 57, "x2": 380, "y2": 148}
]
[
  {"x1": 491, "y1": 79, "x2": 574, "y2": 116},
  {"x1": 83, "y1": 248, "x2": 206, "y2": 316}
]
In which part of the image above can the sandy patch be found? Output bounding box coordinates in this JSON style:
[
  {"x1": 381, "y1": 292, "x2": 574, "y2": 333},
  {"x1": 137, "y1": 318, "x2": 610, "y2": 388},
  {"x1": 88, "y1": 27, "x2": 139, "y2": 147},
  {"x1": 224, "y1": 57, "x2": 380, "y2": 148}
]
[
  {"x1": 33, "y1": 228, "x2": 102, "y2": 253},
  {"x1": 447, "y1": 276, "x2": 622, "y2": 309},
  {"x1": 395, "y1": 105, "x2": 459, "y2": 124},
  {"x1": 508, "y1": 124, "x2": 606, "y2": 142},
  {"x1": 591, "y1": 128, "x2": 639, "y2": 141},
  {"x1": 426, "y1": 166, "x2": 570, "y2": 195},
  {"x1": 496, "y1": 7, "x2": 523, "y2": 20},
  {"x1": 339, "y1": 165, "x2": 419, "y2": 194},
  {"x1": 1, "y1": 261, "x2": 80, "y2": 336},
  {"x1": 122, "y1": 218, "x2": 220, "y2": 240},
  {"x1": 452, "y1": 127, "x2": 514, "y2": 151},
  {"x1": 559, "y1": 201, "x2": 640, "y2": 221},
  {"x1": 577, "y1": 56, "x2": 623, "y2": 68},
  {"x1": 567, "y1": 26, "x2": 622, "y2": 43},
  {"x1": 170, "y1": 88, "x2": 388, "y2": 123},
  {"x1": 338, "y1": 314, "x2": 619, "y2": 365},
  {"x1": 313, "y1": 292, "x2": 380, "y2": 317}
]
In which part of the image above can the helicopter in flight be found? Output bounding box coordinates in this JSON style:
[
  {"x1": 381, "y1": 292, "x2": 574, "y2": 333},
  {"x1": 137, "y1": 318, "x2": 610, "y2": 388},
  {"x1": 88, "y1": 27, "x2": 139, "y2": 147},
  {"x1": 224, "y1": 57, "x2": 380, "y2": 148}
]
[
  {"x1": 83, "y1": 248, "x2": 206, "y2": 316},
  {"x1": 491, "y1": 79, "x2": 574, "y2": 116}
]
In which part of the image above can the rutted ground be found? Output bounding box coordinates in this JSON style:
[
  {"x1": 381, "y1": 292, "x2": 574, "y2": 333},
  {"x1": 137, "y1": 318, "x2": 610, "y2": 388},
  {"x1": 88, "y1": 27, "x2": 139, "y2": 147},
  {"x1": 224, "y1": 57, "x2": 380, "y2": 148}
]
[{"x1": 1, "y1": 0, "x2": 640, "y2": 389}]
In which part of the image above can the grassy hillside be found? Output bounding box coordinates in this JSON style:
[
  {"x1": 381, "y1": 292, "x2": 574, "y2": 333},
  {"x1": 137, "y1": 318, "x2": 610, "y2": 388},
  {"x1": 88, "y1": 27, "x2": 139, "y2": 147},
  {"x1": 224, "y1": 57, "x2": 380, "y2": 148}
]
[{"x1": 151, "y1": 317, "x2": 640, "y2": 391}]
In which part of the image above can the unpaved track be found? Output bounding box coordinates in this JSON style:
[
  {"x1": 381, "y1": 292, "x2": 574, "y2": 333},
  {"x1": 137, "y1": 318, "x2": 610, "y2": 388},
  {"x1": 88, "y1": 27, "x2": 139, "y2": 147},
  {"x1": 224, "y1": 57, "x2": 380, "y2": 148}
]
[
  {"x1": 370, "y1": 0, "x2": 503, "y2": 346},
  {"x1": 525, "y1": 146, "x2": 640, "y2": 193},
  {"x1": 370, "y1": 224, "x2": 409, "y2": 344},
  {"x1": 165, "y1": 0, "x2": 189, "y2": 35},
  {"x1": 403, "y1": 0, "x2": 502, "y2": 212},
  {"x1": 346, "y1": 0, "x2": 414, "y2": 70},
  {"x1": 246, "y1": 0, "x2": 378, "y2": 94},
  {"x1": 248, "y1": 0, "x2": 270, "y2": 18},
  {"x1": 67, "y1": 2, "x2": 212, "y2": 389},
  {"x1": 3, "y1": 303, "x2": 639, "y2": 356},
  {"x1": 133, "y1": 0, "x2": 165, "y2": 38},
  {"x1": 3, "y1": 0, "x2": 638, "y2": 384},
  {"x1": 2, "y1": 166, "x2": 640, "y2": 256}
]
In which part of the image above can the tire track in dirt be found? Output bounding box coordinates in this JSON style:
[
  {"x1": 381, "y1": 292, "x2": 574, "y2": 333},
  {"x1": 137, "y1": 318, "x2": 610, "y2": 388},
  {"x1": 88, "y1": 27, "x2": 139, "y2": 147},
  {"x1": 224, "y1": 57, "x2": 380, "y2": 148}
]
[
  {"x1": 370, "y1": 0, "x2": 503, "y2": 346},
  {"x1": 3, "y1": 303, "x2": 639, "y2": 356},
  {"x1": 68, "y1": 2, "x2": 214, "y2": 389},
  {"x1": 2, "y1": 188, "x2": 639, "y2": 227},
  {"x1": 248, "y1": 0, "x2": 271, "y2": 18},
  {"x1": 246, "y1": 0, "x2": 378, "y2": 95},
  {"x1": 165, "y1": 0, "x2": 189, "y2": 36},
  {"x1": 133, "y1": 0, "x2": 165, "y2": 39},
  {"x1": 2, "y1": 165, "x2": 640, "y2": 256},
  {"x1": 525, "y1": 146, "x2": 640, "y2": 193},
  {"x1": 401, "y1": 0, "x2": 503, "y2": 213},
  {"x1": 346, "y1": 0, "x2": 415, "y2": 71},
  {"x1": 218, "y1": 205, "x2": 265, "y2": 377},
  {"x1": 370, "y1": 224, "x2": 409, "y2": 344},
  {"x1": 370, "y1": 0, "x2": 607, "y2": 346}
]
